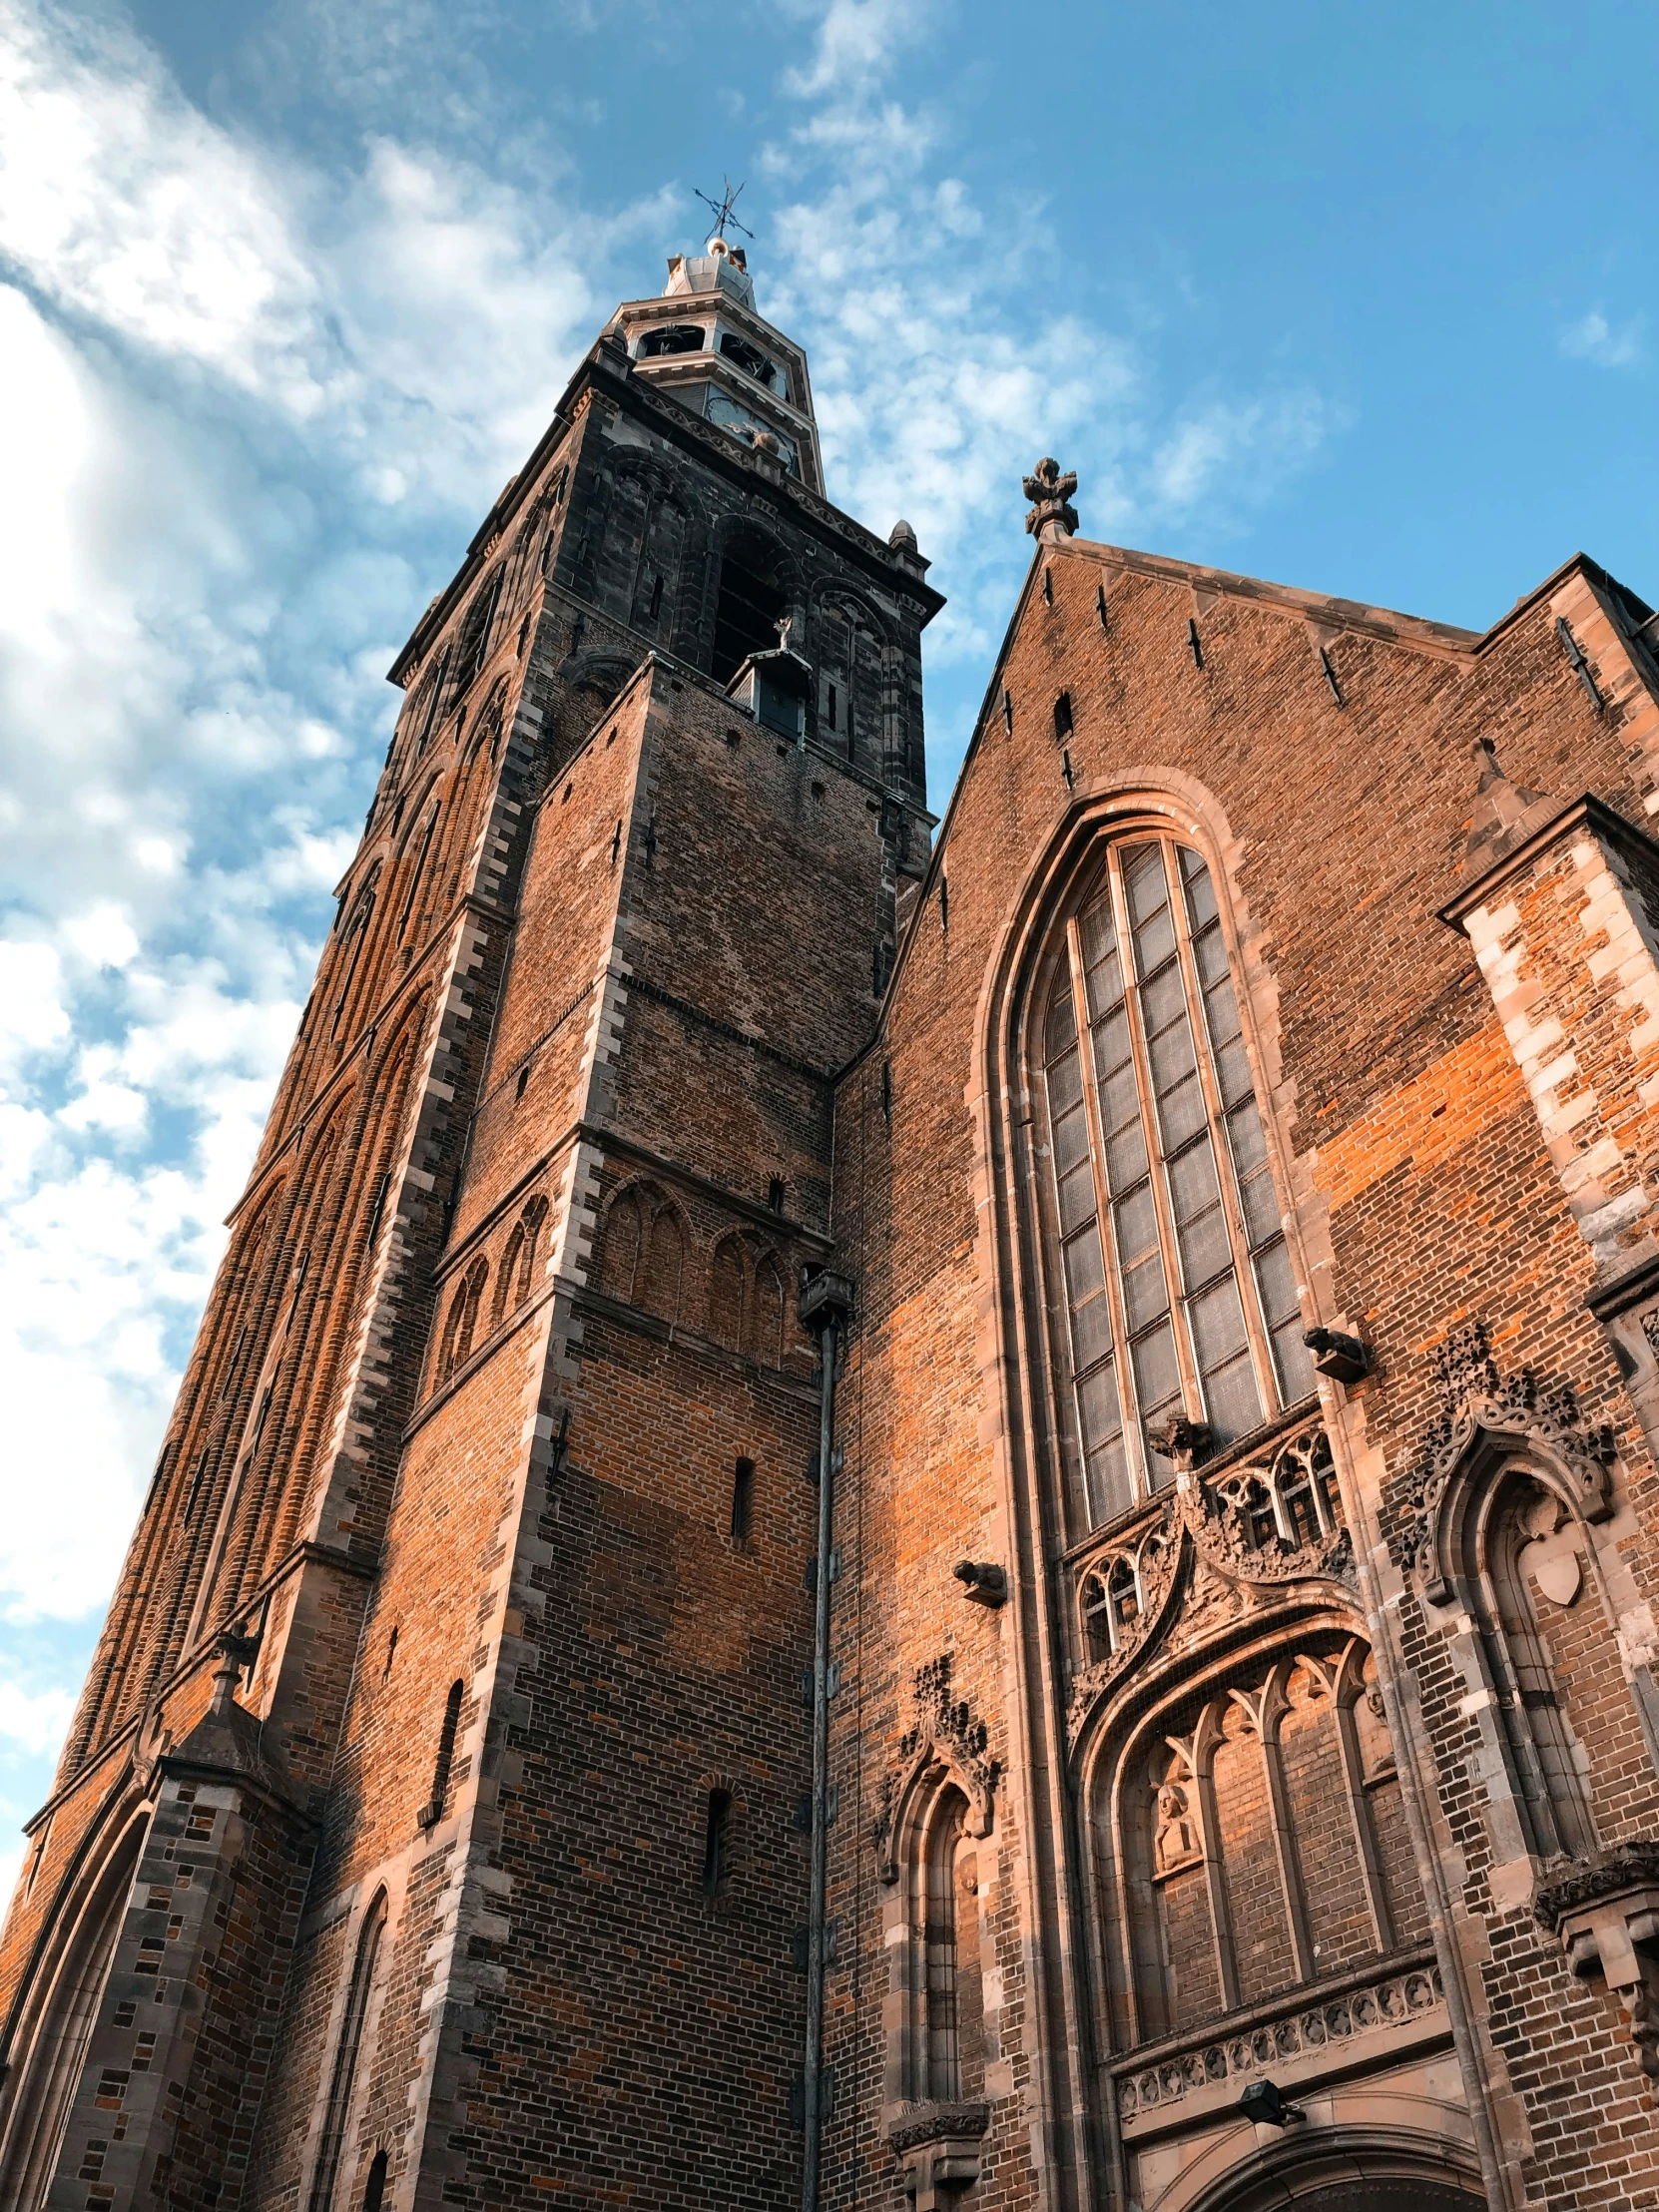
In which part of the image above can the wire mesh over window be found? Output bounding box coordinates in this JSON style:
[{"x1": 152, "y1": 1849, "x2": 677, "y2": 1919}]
[{"x1": 1040, "y1": 838, "x2": 1314, "y2": 1529}]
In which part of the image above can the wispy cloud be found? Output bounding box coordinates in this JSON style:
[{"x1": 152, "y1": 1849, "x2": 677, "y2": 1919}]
[
  {"x1": 0, "y1": 0, "x2": 1345, "y2": 1842},
  {"x1": 762, "y1": 1, "x2": 1341, "y2": 686},
  {"x1": 1559, "y1": 307, "x2": 1644, "y2": 369}
]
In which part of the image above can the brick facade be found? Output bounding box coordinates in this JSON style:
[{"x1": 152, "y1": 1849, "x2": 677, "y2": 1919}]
[{"x1": 5, "y1": 245, "x2": 1659, "y2": 2212}]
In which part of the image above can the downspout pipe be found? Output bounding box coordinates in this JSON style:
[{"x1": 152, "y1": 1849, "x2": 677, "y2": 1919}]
[{"x1": 800, "y1": 1268, "x2": 853, "y2": 2212}]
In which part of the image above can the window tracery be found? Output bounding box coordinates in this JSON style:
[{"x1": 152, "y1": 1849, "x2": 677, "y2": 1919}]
[{"x1": 1039, "y1": 835, "x2": 1313, "y2": 1529}]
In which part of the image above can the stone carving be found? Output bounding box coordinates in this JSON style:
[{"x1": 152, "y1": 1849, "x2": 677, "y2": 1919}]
[
  {"x1": 1023, "y1": 456, "x2": 1079, "y2": 542},
  {"x1": 886, "y1": 2101, "x2": 989, "y2": 2212},
  {"x1": 1534, "y1": 1839, "x2": 1659, "y2": 1929},
  {"x1": 1153, "y1": 1780, "x2": 1202, "y2": 1878},
  {"x1": 1067, "y1": 1424, "x2": 1355, "y2": 1748},
  {"x1": 1116, "y1": 1962, "x2": 1443, "y2": 2117},
  {"x1": 1180, "y1": 1424, "x2": 1356, "y2": 1590},
  {"x1": 1393, "y1": 1319, "x2": 1615, "y2": 1598},
  {"x1": 872, "y1": 1653, "x2": 1000, "y2": 1881},
  {"x1": 886, "y1": 2101, "x2": 990, "y2": 2156},
  {"x1": 1067, "y1": 1512, "x2": 1181, "y2": 1742},
  {"x1": 1536, "y1": 1841, "x2": 1659, "y2": 2091}
]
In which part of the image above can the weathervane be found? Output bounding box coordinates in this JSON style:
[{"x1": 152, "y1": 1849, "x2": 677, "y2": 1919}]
[{"x1": 695, "y1": 176, "x2": 754, "y2": 246}]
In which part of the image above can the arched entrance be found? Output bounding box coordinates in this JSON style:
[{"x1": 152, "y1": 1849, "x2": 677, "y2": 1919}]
[{"x1": 1188, "y1": 2133, "x2": 1486, "y2": 2212}]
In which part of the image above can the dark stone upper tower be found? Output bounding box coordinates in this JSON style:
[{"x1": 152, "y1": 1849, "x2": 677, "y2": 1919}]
[{"x1": 0, "y1": 238, "x2": 940, "y2": 2211}]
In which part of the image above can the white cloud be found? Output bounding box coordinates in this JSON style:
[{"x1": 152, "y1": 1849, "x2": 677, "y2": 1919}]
[
  {"x1": 1559, "y1": 308, "x2": 1644, "y2": 370},
  {"x1": 0, "y1": 0, "x2": 1344, "y2": 1840},
  {"x1": 762, "y1": 4, "x2": 1340, "y2": 688},
  {"x1": 0, "y1": 1683, "x2": 75, "y2": 1759}
]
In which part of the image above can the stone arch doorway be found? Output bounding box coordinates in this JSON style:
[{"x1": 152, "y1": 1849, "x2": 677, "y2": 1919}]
[{"x1": 1185, "y1": 2133, "x2": 1486, "y2": 2212}]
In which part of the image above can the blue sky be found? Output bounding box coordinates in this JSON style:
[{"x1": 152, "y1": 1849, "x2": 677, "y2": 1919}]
[{"x1": 0, "y1": 0, "x2": 1654, "y2": 1885}]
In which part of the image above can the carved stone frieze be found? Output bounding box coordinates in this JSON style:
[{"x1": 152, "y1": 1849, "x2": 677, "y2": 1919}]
[
  {"x1": 1393, "y1": 1319, "x2": 1615, "y2": 1597},
  {"x1": 1116, "y1": 1960, "x2": 1443, "y2": 2119}
]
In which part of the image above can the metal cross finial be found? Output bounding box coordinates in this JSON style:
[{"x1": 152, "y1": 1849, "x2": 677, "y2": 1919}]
[{"x1": 695, "y1": 176, "x2": 754, "y2": 245}]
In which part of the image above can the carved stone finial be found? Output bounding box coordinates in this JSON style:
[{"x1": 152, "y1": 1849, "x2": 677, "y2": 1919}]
[
  {"x1": 1462, "y1": 736, "x2": 1561, "y2": 872},
  {"x1": 1023, "y1": 456, "x2": 1078, "y2": 543}
]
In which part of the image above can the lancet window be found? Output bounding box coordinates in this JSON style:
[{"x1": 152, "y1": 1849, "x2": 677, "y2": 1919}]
[{"x1": 1039, "y1": 837, "x2": 1313, "y2": 1527}]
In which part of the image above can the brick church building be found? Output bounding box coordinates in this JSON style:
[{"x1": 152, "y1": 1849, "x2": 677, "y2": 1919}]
[{"x1": 5, "y1": 231, "x2": 1659, "y2": 2212}]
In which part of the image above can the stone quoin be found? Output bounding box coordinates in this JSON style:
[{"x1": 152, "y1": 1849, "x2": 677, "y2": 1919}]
[{"x1": 4, "y1": 232, "x2": 1659, "y2": 2212}]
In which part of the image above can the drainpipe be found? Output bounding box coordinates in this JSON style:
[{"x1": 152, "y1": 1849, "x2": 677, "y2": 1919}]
[{"x1": 800, "y1": 1268, "x2": 853, "y2": 2212}]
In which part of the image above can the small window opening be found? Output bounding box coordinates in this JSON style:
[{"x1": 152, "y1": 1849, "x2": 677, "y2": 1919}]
[
  {"x1": 725, "y1": 728, "x2": 741, "y2": 748},
  {"x1": 712, "y1": 538, "x2": 786, "y2": 684},
  {"x1": 720, "y1": 331, "x2": 778, "y2": 387},
  {"x1": 515, "y1": 1067, "x2": 529, "y2": 1102},
  {"x1": 827, "y1": 681, "x2": 838, "y2": 730},
  {"x1": 768, "y1": 1176, "x2": 786, "y2": 1215},
  {"x1": 1052, "y1": 691, "x2": 1073, "y2": 744},
  {"x1": 702, "y1": 1788, "x2": 734, "y2": 1893},
  {"x1": 639, "y1": 322, "x2": 706, "y2": 358},
  {"x1": 361, "y1": 2151, "x2": 388, "y2": 2212},
  {"x1": 731, "y1": 1459, "x2": 756, "y2": 1545},
  {"x1": 382, "y1": 1627, "x2": 398, "y2": 1679},
  {"x1": 1042, "y1": 566, "x2": 1053, "y2": 605},
  {"x1": 649, "y1": 573, "x2": 664, "y2": 621},
  {"x1": 420, "y1": 1681, "x2": 464, "y2": 1829},
  {"x1": 1108, "y1": 1554, "x2": 1139, "y2": 1635}
]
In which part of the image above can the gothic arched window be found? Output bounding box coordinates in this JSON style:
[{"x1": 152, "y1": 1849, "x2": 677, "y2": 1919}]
[
  {"x1": 1039, "y1": 837, "x2": 1313, "y2": 1527},
  {"x1": 308, "y1": 1890, "x2": 387, "y2": 2212},
  {"x1": 712, "y1": 534, "x2": 785, "y2": 684}
]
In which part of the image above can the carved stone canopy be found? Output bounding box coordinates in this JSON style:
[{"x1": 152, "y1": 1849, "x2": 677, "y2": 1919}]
[
  {"x1": 1536, "y1": 1840, "x2": 1659, "y2": 2092},
  {"x1": 886, "y1": 2100, "x2": 989, "y2": 2212},
  {"x1": 1393, "y1": 1320, "x2": 1615, "y2": 1603},
  {"x1": 872, "y1": 1653, "x2": 1000, "y2": 1882},
  {"x1": 1023, "y1": 456, "x2": 1078, "y2": 543},
  {"x1": 1066, "y1": 1421, "x2": 1357, "y2": 1750}
]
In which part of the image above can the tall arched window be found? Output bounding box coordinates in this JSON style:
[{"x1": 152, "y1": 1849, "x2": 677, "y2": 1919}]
[
  {"x1": 712, "y1": 534, "x2": 785, "y2": 683},
  {"x1": 308, "y1": 1891, "x2": 387, "y2": 2212},
  {"x1": 0, "y1": 1820, "x2": 144, "y2": 2210},
  {"x1": 1040, "y1": 837, "x2": 1313, "y2": 1527}
]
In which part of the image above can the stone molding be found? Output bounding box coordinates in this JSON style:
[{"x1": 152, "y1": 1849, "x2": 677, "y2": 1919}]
[
  {"x1": 1115, "y1": 1955, "x2": 1444, "y2": 2126},
  {"x1": 1392, "y1": 1319, "x2": 1615, "y2": 1601}
]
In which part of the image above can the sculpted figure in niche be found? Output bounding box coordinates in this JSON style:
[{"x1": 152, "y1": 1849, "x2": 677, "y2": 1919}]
[{"x1": 1153, "y1": 1778, "x2": 1202, "y2": 1877}]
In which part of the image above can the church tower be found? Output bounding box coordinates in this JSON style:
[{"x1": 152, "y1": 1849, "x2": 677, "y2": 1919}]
[{"x1": 0, "y1": 235, "x2": 940, "y2": 2210}]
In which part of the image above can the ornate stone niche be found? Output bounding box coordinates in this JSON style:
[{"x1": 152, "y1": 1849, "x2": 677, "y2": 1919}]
[{"x1": 1393, "y1": 1320, "x2": 1615, "y2": 1607}]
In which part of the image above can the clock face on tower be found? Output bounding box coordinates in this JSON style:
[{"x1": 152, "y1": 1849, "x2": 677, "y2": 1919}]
[{"x1": 706, "y1": 387, "x2": 800, "y2": 477}]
